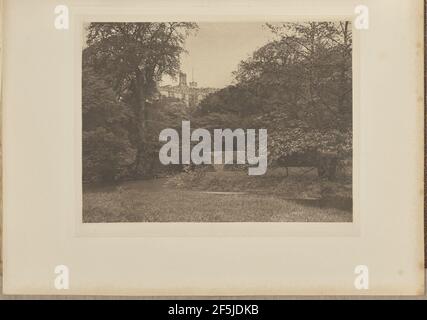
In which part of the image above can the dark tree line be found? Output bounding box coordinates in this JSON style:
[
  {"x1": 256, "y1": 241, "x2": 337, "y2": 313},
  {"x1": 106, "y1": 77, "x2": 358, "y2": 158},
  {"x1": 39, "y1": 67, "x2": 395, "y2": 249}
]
[
  {"x1": 83, "y1": 22, "x2": 197, "y2": 182},
  {"x1": 195, "y1": 22, "x2": 353, "y2": 169}
]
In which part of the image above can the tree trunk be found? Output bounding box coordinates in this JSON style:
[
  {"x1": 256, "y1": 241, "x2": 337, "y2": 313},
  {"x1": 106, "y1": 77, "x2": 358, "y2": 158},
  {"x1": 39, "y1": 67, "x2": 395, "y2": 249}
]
[{"x1": 133, "y1": 72, "x2": 147, "y2": 176}]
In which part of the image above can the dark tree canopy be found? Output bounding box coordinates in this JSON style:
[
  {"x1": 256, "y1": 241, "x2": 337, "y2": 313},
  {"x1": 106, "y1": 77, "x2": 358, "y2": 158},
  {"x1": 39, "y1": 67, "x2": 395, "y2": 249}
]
[
  {"x1": 196, "y1": 22, "x2": 353, "y2": 164},
  {"x1": 85, "y1": 22, "x2": 198, "y2": 96},
  {"x1": 84, "y1": 22, "x2": 198, "y2": 175}
]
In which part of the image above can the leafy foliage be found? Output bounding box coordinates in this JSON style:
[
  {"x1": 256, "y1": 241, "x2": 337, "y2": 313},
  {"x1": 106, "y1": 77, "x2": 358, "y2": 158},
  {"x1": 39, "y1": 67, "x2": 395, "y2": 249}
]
[
  {"x1": 84, "y1": 22, "x2": 198, "y2": 176},
  {"x1": 196, "y1": 22, "x2": 353, "y2": 165},
  {"x1": 82, "y1": 67, "x2": 135, "y2": 182},
  {"x1": 83, "y1": 22, "x2": 352, "y2": 183}
]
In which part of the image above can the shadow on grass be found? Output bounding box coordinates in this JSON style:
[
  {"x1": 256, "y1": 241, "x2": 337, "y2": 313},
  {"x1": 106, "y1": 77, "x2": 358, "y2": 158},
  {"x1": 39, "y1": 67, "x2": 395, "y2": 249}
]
[{"x1": 290, "y1": 197, "x2": 352, "y2": 212}]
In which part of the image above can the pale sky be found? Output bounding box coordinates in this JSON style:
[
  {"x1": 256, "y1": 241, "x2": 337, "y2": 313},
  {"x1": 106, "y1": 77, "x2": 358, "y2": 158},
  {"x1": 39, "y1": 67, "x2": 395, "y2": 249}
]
[{"x1": 162, "y1": 22, "x2": 277, "y2": 88}]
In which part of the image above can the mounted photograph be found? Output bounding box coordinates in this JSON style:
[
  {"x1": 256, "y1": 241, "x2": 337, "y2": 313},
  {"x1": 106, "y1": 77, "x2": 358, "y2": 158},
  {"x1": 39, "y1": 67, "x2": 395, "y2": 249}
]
[
  {"x1": 82, "y1": 21, "x2": 353, "y2": 223},
  {"x1": 2, "y1": 0, "x2": 423, "y2": 297}
]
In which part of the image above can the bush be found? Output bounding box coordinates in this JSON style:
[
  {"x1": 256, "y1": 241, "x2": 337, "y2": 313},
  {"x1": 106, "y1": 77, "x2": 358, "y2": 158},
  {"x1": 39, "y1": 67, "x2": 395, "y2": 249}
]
[{"x1": 83, "y1": 128, "x2": 135, "y2": 183}]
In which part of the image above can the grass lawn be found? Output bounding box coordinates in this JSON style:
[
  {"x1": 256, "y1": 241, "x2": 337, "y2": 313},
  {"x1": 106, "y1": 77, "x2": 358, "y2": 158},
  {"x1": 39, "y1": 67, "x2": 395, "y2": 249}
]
[{"x1": 83, "y1": 175, "x2": 352, "y2": 223}]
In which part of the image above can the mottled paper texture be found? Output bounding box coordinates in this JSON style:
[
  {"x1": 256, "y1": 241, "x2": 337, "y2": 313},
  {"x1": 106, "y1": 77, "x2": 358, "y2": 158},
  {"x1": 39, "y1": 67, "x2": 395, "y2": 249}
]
[{"x1": 1, "y1": 0, "x2": 424, "y2": 296}]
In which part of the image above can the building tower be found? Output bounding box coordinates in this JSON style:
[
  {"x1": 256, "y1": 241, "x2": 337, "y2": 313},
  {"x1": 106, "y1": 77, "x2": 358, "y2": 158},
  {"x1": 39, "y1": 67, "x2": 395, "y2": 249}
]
[
  {"x1": 179, "y1": 72, "x2": 187, "y2": 87},
  {"x1": 189, "y1": 68, "x2": 198, "y2": 88}
]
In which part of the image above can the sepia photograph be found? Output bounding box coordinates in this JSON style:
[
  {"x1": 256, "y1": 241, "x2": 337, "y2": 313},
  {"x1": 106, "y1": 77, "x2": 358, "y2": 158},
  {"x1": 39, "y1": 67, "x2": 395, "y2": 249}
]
[{"x1": 82, "y1": 21, "x2": 353, "y2": 223}]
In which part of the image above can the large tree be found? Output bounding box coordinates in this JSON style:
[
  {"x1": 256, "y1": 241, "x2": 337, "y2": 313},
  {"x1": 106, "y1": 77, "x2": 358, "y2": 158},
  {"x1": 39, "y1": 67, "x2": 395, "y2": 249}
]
[
  {"x1": 235, "y1": 22, "x2": 352, "y2": 130},
  {"x1": 84, "y1": 22, "x2": 198, "y2": 175},
  {"x1": 267, "y1": 22, "x2": 352, "y2": 128},
  {"x1": 197, "y1": 22, "x2": 353, "y2": 178}
]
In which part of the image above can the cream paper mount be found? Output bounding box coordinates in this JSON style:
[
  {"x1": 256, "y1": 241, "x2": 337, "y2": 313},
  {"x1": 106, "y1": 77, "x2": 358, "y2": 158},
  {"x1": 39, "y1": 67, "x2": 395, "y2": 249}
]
[{"x1": 1, "y1": 0, "x2": 424, "y2": 296}]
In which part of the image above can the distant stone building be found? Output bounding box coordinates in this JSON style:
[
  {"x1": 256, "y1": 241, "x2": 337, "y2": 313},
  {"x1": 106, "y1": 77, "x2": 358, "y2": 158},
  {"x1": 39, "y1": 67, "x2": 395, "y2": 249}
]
[{"x1": 158, "y1": 72, "x2": 218, "y2": 107}]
